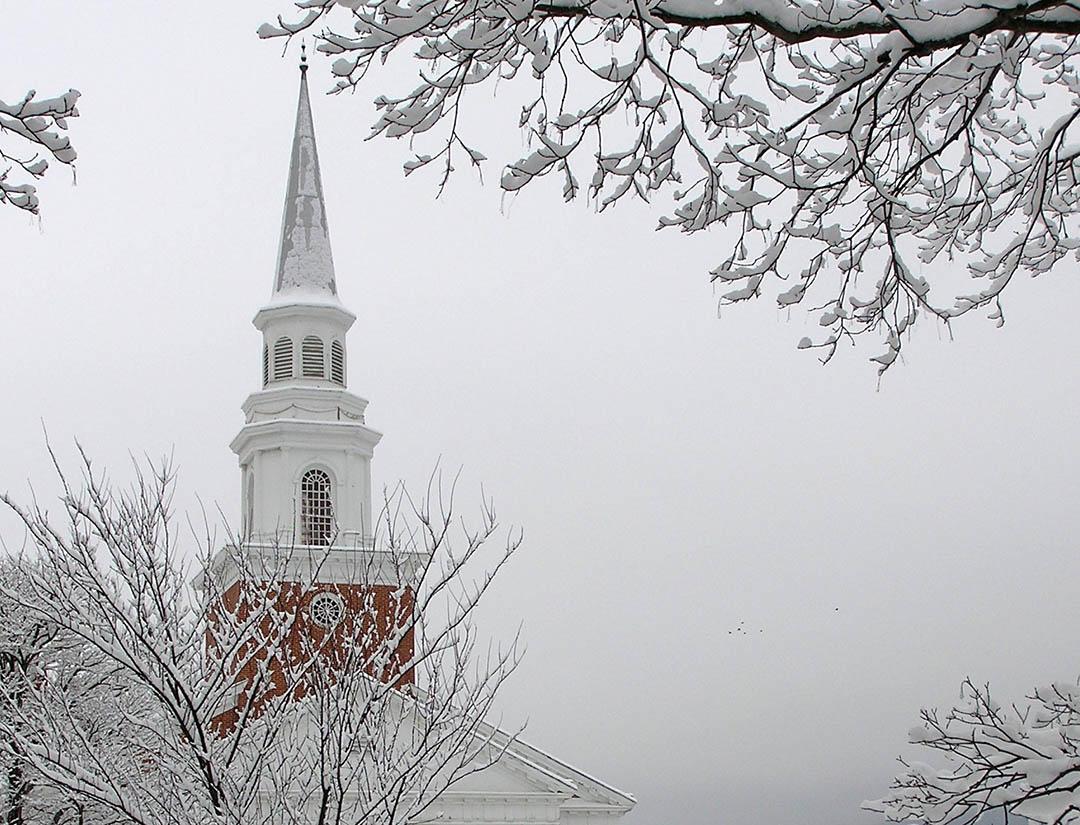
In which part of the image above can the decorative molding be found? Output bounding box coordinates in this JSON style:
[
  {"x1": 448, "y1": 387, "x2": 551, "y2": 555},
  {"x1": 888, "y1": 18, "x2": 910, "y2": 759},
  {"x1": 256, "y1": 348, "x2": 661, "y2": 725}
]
[{"x1": 202, "y1": 542, "x2": 431, "y2": 594}]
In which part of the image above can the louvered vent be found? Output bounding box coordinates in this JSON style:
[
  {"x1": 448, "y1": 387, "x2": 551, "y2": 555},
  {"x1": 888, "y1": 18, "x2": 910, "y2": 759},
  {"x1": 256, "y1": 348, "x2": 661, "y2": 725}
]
[
  {"x1": 302, "y1": 336, "x2": 325, "y2": 378},
  {"x1": 330, "y1": 341, "x2": 345, "y2": 386},
  {"x1": 262, "y1": 344, "x2": 269, "y2": 387},
  {"x1": 273, "y1": 337, "x2": 293, "y2": 381}
]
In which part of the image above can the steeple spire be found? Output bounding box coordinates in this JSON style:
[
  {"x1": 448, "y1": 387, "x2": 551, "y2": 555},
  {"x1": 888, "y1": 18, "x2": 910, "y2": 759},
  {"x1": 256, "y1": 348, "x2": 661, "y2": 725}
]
[{"x1": 274, "y1": 51, "x2": 337, "y2": 297}]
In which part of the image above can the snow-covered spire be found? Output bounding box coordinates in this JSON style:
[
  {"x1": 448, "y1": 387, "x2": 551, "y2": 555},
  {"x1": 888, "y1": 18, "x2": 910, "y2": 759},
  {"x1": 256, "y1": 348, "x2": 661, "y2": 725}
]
[{"x1": 274, "y1": 49, "x2": 337, "y2": 297}]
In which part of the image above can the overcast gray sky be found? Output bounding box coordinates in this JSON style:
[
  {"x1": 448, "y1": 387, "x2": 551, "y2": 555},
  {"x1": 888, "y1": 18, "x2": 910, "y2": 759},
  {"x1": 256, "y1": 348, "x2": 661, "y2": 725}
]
[{"x1": 2, "y1": 4, "x2": 1079, "y2": 825}]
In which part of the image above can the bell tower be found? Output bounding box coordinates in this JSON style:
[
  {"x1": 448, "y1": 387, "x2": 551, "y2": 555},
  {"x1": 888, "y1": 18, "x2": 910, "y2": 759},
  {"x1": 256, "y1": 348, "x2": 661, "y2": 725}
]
[
  {"x1": 209, "y1": 55, "x2": 412, "y2": 732},
  {"x1": 232, "y1": 52, "x2": 381, "y2": 551}
]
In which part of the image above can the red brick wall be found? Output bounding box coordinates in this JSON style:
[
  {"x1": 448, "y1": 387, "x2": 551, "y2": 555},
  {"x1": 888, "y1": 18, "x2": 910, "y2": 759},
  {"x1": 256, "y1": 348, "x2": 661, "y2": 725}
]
[{"x1": 209, "y1": 580, "x2": 415, "y2": 734}]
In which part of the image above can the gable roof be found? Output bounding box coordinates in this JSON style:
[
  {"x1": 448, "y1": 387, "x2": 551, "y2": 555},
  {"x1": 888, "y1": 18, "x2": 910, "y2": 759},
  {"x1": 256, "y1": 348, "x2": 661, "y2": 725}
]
[{"x1": 462, "y1": 719, "x2": 637, "y2": 812}]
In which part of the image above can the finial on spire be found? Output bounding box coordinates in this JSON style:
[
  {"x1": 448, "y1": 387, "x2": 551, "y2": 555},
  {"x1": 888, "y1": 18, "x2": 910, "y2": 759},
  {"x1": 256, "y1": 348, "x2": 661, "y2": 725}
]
[{"x1": 300, "y1": 42, "x2": 308, "y2": 73}]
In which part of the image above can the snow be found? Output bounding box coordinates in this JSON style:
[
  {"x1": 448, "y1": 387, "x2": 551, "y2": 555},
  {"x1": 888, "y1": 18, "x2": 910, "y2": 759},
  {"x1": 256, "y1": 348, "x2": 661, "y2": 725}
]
[
  {"x1": 252, "y1": 0, "x2": 1080, "y2": 375},
  {"x1": 274, "y1": 71, "x2": 337, "y2": 297},
  {"x1": 0, "y1": 87, "x2": 80, "y2": 213}
]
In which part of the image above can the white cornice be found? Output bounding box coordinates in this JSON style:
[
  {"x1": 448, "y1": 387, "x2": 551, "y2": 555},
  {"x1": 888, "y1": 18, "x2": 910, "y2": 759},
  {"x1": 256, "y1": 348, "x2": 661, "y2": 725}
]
[
  {"x1": 202, "y1": 542, "x2": 431, "y2": 593},
  {"x1": 240, "y1": 385, "x2": 370, "y2": 421},
  {"x1": 254, "y1": 300, "x2": 355, "y2": 331},
  {"x1": 230, "y1": 418, "x2": 383, "y2": 461}
]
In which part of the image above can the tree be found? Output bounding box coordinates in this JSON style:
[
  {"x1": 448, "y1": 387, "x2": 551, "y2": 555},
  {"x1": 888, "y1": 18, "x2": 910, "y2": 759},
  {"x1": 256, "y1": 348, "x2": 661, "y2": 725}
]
[
  {"x1": 868, "y1": 676, "x2": 1080, "y2": 825},
  {"x1": 0, "y1": 89, "x2": 79, "y2": 214},
  {"x1": 0, "y1": 556, "x2": 121, "y2": 825},
  {"x1": 262, "y1": 0, "x2": 1080, "y2": 371},
  {"x1": 0, "y1": 558, "x2": 55, "y2": 825},
  {"x1": 0, "y1": 450, "x2": 521, "y2": 825}
]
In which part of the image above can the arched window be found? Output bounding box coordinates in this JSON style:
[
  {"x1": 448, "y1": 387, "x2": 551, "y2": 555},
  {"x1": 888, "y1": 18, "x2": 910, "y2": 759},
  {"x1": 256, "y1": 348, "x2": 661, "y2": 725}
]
[
  {"x1": 262, "y1": 344, "x2": 269, "y2": 387},
  {"x1": 302, "y1": 336, "x2": 325, "y2": 378},
  {"x1": 300, "y1": 469, "x2": 334, "y2": 546},
  {"x1": 273, "y1": 337, "x2": 293, "y2": 381},
  {"x1": 330, "y1": 341, "x2": 345, "y2": 386}
]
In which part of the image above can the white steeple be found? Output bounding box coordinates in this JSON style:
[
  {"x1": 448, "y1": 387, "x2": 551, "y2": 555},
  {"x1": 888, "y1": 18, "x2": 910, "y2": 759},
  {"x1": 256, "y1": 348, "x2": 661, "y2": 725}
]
[
  {"x1": 230, "y1": 55, "x2": 381, "y2": 553},
  {"x1": 274, "y1": 49, "x2": 336, "y2": 298}
]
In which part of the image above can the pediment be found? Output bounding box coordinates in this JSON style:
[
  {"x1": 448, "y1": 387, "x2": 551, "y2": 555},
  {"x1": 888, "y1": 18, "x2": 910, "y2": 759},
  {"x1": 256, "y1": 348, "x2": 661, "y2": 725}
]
[
  {"x1": 441, "y1": 724, "x2": 636, "y2": 813},
  {"x1": 448, "y1": 758, "x2": 570, "y2": 795}
]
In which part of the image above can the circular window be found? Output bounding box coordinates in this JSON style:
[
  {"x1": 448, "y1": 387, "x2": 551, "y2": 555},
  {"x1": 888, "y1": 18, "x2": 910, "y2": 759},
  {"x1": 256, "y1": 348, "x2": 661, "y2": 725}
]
[{"x1": 309, "y1": 592, "x2": 345, "y2": 628}]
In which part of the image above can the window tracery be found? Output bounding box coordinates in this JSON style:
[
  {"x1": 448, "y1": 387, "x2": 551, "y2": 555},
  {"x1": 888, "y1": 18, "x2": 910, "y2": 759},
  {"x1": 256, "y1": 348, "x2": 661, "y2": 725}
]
[{"x1": 300, "y1": 468, "x2": 334, "y2": 546}]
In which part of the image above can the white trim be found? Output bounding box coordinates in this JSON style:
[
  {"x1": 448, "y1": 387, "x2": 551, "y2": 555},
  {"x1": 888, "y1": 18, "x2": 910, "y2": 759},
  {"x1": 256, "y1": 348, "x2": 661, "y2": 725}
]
[
  {"x1": 200, "y1": 542, "x2": 431, "y2": 594},
  {"x1": 253, "y1": 300, "x2": 355, "y2": 330}
]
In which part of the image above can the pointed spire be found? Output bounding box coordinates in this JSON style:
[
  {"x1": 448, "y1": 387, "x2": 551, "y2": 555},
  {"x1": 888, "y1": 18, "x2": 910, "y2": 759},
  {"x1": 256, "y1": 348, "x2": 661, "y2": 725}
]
[{"x1": 274, "y1": 50, "x2": 337, "y2": 297}]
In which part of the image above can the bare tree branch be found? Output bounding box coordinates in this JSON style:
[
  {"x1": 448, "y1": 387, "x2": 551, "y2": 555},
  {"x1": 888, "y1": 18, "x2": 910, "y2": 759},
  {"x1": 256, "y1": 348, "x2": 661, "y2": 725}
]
[
  {"x1": 262, "y1": 0, "x2": 1080, "y2": 371},
  {"x1": 868, "y1": 676, "x2": 1080, "y2": 825},
  {"x1": 0, "y1": 89, "x2": 79, "y2": 215},
  {"x1": 0, "y1": 450, "x2": 522, "y2": 825}
]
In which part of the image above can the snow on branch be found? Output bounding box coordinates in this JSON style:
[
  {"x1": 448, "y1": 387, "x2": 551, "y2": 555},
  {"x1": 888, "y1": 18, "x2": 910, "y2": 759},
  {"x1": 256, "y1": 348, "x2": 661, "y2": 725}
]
[
  {"x1": 0, "y1": 88, "x2": 79, "y2": 215},
  {"x1": 868, "y1": 677, "x2": 1080, "y2": 825},
  {"x1": 0, "y1": 448, "x2": 522, "y2": 825},
  {"x1": 263, "y1": 0, "x2": 1080, "y2": 371}
]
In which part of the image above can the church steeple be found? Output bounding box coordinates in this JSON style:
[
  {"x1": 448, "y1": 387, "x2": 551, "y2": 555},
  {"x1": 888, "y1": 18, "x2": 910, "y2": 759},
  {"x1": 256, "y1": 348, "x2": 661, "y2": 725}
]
[
  {"x1": 253, "y1": 54, "x2": 355, "y2": 391},
  {"x1": 230, "y1": 59, "x2": 381, "y2": 552},
  {"x1": 274, "y1": 47, "x2": 336, "y2": 298},
  {"x1": 207, "y1": 62, "x2": 405, "y2": 734}
]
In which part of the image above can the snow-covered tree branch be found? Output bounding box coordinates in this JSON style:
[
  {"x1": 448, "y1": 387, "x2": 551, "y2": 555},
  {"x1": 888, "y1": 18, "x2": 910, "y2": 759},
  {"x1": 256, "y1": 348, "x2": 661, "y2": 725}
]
[
  {"x1": 0, "y1": 556, "x2": 129, "y2": 825},
  {"x1": 868, "y1": 676, "x2": 1080, "y2": 825},
  {"x1": 0, "y1": 448, "x2": 521, "y2": 825},
  {"x1": 0, "y1": 89, "x2": 79, "y2": 214},
  {"x1": 262, "y1": 0, "x2": 1080, "y2": 370}
]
